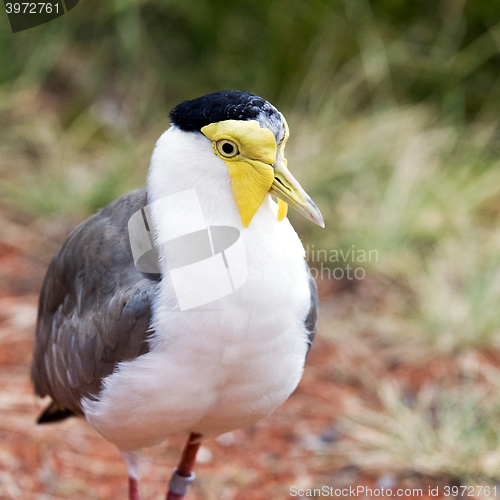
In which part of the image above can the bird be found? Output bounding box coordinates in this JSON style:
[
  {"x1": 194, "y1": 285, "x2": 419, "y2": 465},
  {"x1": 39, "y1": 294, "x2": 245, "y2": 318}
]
[{"x1": 31, "y1": 90, "x2": 324, "y2": 500}]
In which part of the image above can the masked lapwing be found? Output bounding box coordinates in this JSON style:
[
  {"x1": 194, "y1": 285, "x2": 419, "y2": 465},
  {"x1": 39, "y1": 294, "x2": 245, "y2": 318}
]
[{"x1": 31, "y1": 91, "x2": 323, "y2": 499}]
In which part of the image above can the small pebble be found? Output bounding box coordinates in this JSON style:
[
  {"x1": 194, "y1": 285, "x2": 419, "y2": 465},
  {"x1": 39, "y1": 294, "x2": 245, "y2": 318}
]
[
  {"x1": 217, "y1": 431, "x2": 237, "y2": 446},
  {"x1": 300, "y1": 433, "x2": 324, "y2": 451},
  {"x1": 196, "y1": 446, "x2": 213, "y2": 464},
  {"x1": 377, "y1": 474, "x2": 396, "y2": 489},
  {"x1": 320, "y1": 428, "x2": 339, "y2": 444}
]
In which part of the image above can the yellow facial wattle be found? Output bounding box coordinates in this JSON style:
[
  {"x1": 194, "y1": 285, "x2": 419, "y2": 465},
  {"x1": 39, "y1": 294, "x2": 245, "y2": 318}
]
[
  {"x1": 201, "y1": 120, "x2": 277, "y2": 227},
  {"x1": 277, "y1": 198, "x2": 288, "y2": 221},
  {"x1": 200, "y1": 117, "x2": 326, "y2": 228}
]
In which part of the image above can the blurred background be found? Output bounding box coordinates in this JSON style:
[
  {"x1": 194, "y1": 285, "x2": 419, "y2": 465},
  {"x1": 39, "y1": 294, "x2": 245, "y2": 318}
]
[{"x1": 1, "y1": 0, "x2": 500, "y2": 498}]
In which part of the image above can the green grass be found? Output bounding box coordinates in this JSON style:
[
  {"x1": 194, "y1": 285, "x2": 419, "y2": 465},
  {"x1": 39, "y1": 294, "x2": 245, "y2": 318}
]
[
  {"x1": 289, "y1": 103, "x2": 500, "y2": 352},
  {"x1": 336, "y1": 357, "x2": 500, "y2": 481},
  {"x1": 0, "y1": 84, "x2": 163, "y2": 217}
]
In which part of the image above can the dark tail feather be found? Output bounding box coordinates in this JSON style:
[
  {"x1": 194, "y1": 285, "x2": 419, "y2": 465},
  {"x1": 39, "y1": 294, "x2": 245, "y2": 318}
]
[{"x1": 37, "y1": 401, "x2": 76, "y2": 424}]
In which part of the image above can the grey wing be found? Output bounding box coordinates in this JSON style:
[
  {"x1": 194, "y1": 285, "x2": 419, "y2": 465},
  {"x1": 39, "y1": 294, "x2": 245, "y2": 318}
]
[
  {"x1": 304, "y1": 263, "x2": 318, "y2": 353},
  {"x1": 31, "y1": 187, "x2": 161, "y2": 417}
]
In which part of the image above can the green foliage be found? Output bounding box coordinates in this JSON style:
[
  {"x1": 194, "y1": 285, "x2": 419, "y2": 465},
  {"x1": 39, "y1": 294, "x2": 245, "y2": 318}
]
[{"x1": 1, "y1": 0, "x2": 499, "y2": 117}]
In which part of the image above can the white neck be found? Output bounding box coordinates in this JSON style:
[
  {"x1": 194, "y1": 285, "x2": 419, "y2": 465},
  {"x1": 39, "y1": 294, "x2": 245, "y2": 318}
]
[
  {"x1": 145, "y1": 126, "x2": 308, "y2": 333},
  {"x1": 148, "y1": 127, "x2": 244, "y2": 229}
]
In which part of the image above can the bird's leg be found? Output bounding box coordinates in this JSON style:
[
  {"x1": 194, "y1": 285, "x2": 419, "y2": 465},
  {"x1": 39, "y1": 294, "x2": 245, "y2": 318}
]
[
  {"x1": 177, "y1": 432, "x2": 202, "y2": 478},
  {"x1": 166, "y1": 433, "x2": 202, "y2": 500},
  {"x1": 129, "y1": 476, "x2": 140, "y2": 500},
  {"x1": 122, "y1": 451, "x2": 143, "y2": 500}
]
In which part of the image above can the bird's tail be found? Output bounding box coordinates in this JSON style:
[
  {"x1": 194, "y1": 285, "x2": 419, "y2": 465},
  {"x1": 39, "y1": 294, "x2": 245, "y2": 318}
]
[{"x1": 36, "y1": 401, "x2": 76, "y2": 424}]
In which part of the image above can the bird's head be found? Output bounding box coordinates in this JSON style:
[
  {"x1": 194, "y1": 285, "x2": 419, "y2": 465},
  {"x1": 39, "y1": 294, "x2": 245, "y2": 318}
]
[{"x1": 157, "y1": 91, "x2": 324, "y2": 228}]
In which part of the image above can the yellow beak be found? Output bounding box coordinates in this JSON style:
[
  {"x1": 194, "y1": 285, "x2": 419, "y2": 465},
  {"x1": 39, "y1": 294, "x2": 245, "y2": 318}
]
[{"x1": 269, "y1": 157, "x2": 325, "y2": 227}]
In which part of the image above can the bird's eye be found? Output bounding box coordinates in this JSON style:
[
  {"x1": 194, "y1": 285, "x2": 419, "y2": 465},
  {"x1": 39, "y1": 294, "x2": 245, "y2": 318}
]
[{"x1": 216, "y1": 140, "x2": 239, "y2": 158}]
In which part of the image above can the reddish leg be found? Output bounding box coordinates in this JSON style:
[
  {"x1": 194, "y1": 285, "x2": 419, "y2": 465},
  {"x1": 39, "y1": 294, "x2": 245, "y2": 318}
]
[
  {"x1": 129, "y1": 476, "x2": 140, "y2": 500},
  {"x1": 166, "y1": 433, "x2": 202, "y2": 500}
]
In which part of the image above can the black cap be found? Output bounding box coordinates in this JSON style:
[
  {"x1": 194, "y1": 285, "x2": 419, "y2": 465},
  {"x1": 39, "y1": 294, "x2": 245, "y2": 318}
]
[{"x1": 170, "y1": 91, "x2": 280, "y2": 132}]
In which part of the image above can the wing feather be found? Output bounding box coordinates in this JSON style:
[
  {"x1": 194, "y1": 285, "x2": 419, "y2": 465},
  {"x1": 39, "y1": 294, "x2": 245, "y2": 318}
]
[
  {"x1": 31, "y1": 188, "x2": 160, "y2": 416},
  {"x1": 305, "y1": 264, "x2": 319, "y2": 353}
]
